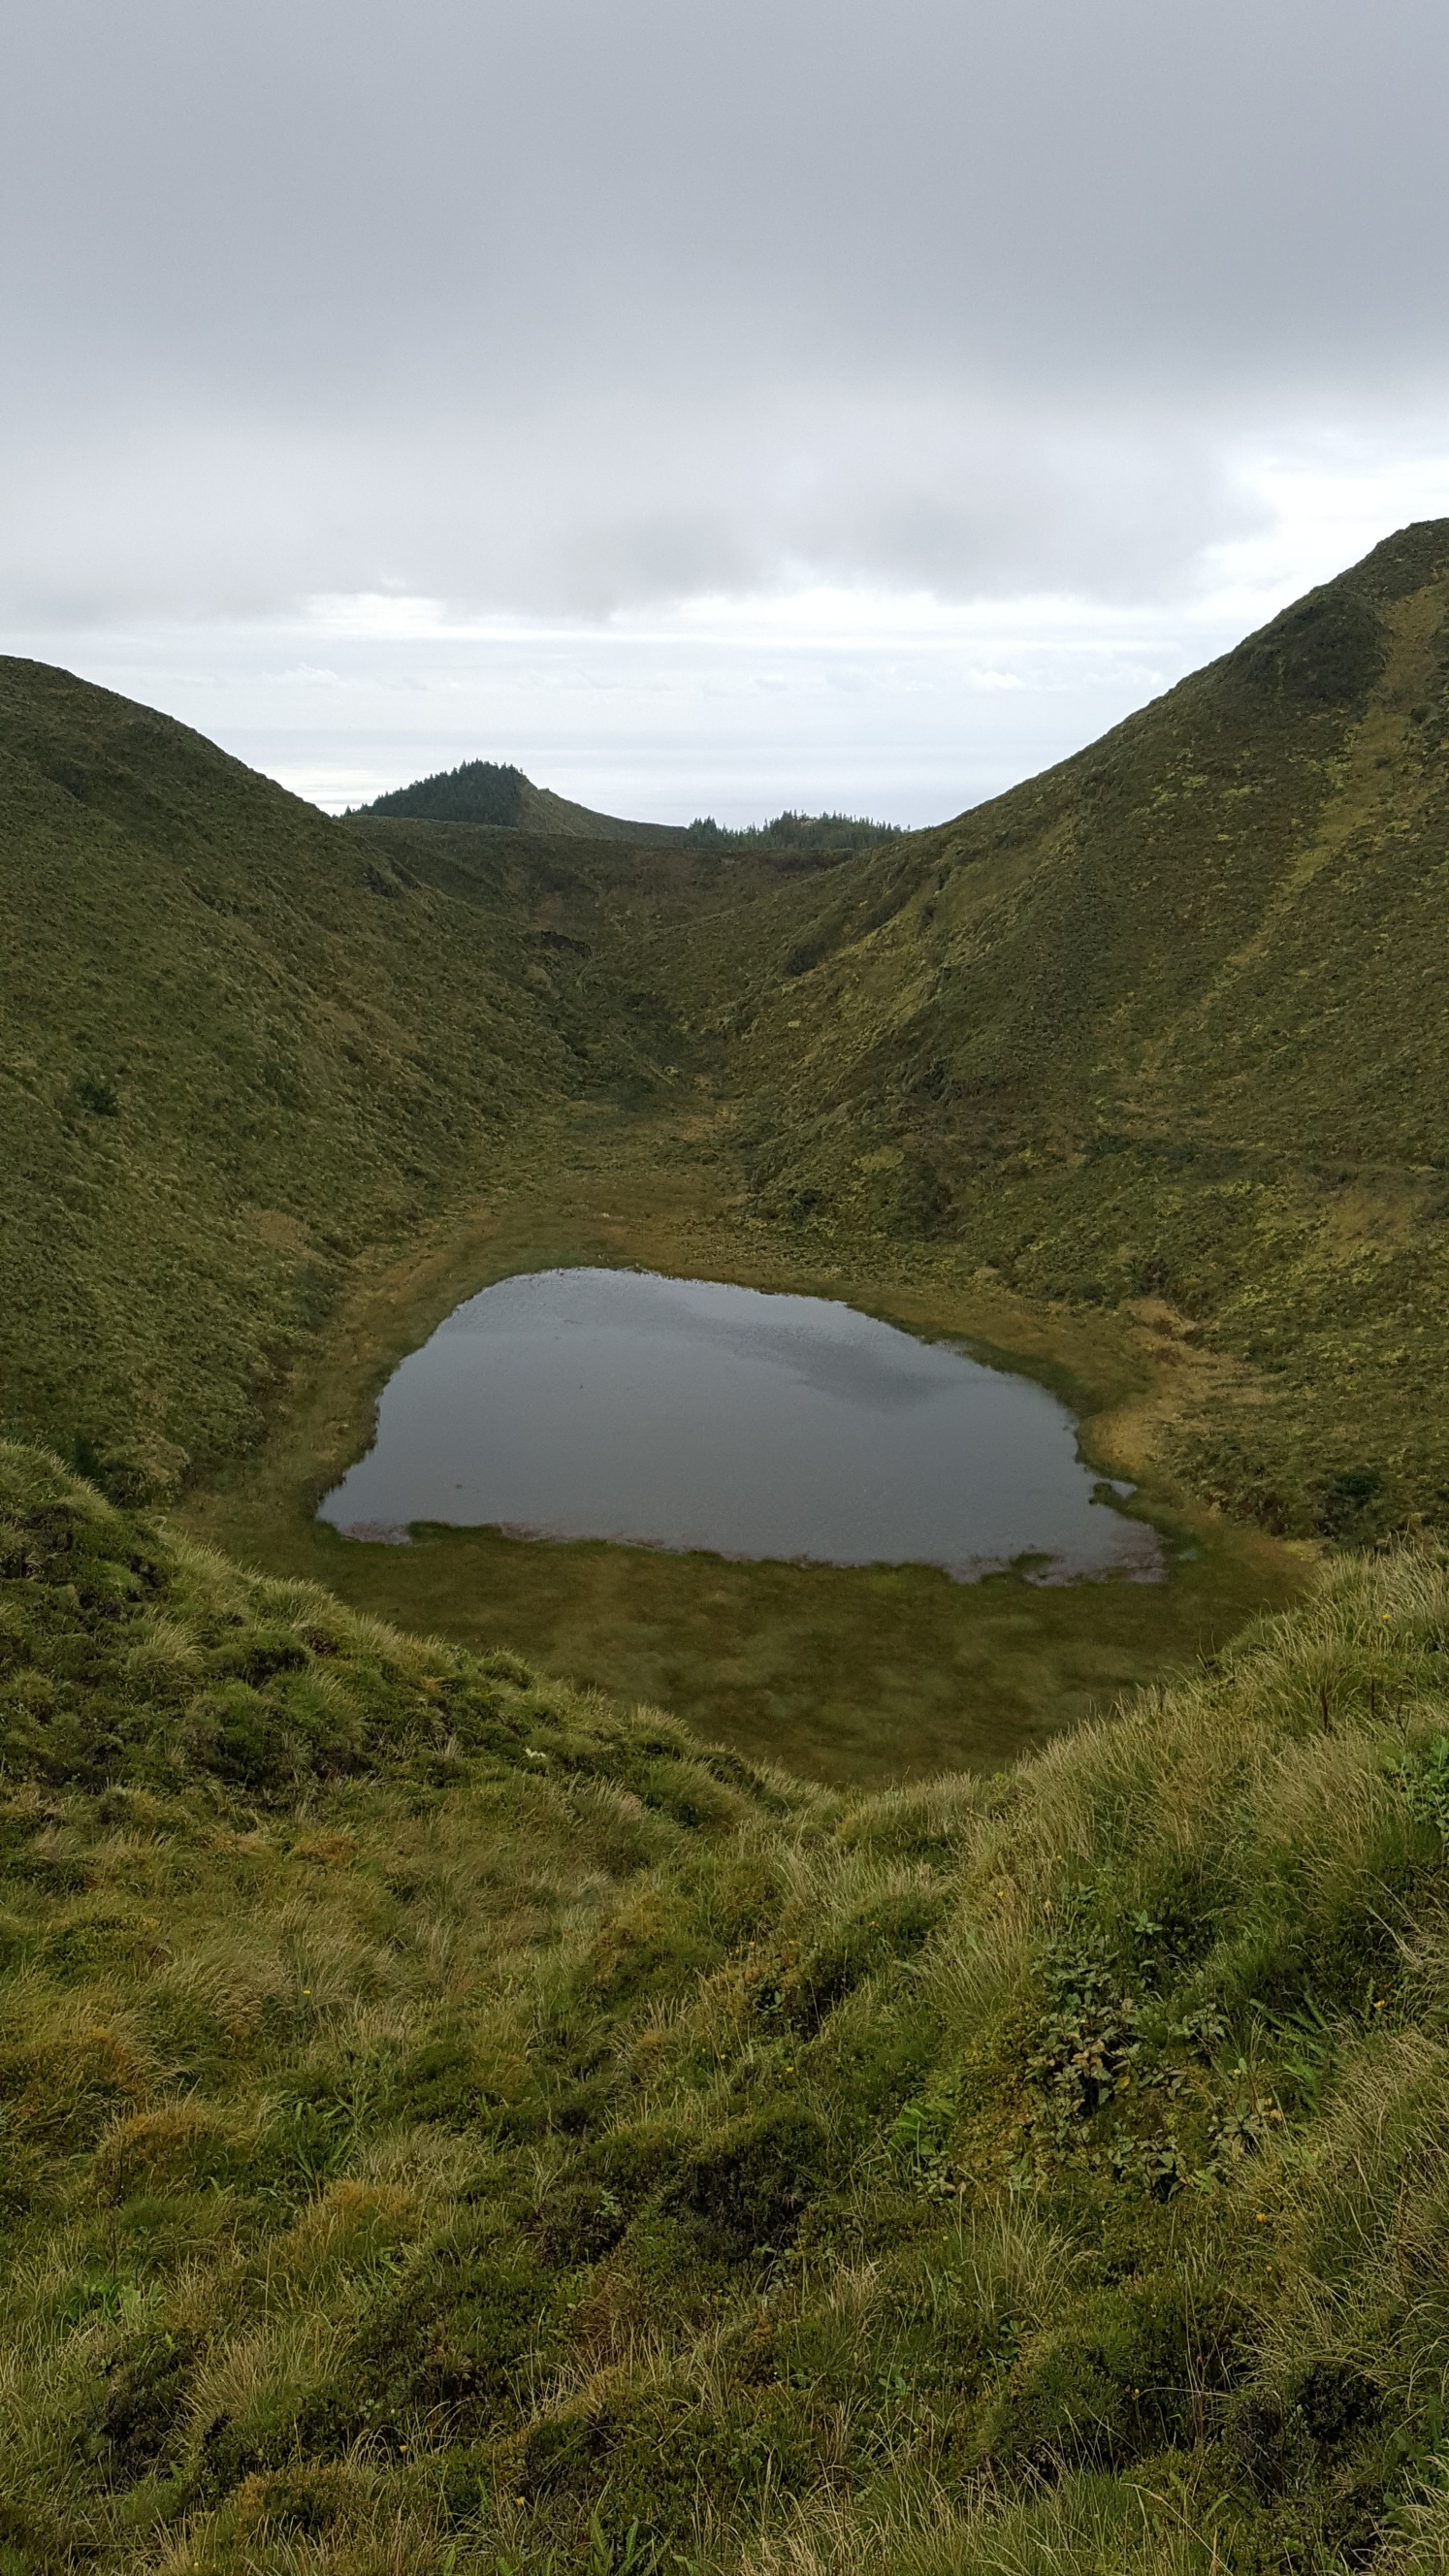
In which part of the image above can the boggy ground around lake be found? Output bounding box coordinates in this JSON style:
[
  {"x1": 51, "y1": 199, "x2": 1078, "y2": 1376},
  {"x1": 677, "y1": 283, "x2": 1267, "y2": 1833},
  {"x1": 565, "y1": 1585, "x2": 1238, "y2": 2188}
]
[{"x1": 181, "y1": 1103, "x2": 1307, "y2": 1786}]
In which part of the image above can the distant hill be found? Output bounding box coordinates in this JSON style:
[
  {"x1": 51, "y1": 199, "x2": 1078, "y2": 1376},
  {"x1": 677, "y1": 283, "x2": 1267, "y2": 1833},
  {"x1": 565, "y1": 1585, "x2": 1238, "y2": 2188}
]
[
  {"x1": 686, "y1": 807, "x2": 902, "y2": 853},
  {"x1": 358, "y1": 758, "x2": 902, "y2": 853},
  {"x1": 356, "y1": 756, "x2": 687, "y2": 843}
]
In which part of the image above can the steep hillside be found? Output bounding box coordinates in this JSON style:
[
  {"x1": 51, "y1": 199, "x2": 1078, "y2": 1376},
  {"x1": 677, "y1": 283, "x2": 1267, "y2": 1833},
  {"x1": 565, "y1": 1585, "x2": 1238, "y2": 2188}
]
[
  {"x1": 10, "y1": 531, "x2": 1449, "y2": 1556},
  {"x1": 0, "y1": 666, "x2": 721, "y2": 1498},
  {"x1": 10, "y1": 539, "x2": 1449, "y2": 2575},
  {"x1": 665, "y1": 521, "x2": 1449, "y2": 1542},
  {"x1": 6, "y1": 1446, "x2": 1449, "y2": 2573}
]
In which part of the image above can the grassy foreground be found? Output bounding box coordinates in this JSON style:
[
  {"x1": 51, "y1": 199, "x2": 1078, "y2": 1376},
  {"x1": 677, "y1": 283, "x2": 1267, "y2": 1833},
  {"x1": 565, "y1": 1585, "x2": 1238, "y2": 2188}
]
[{"x1": 6, "y1": 1441, "x2": 1449, "y2": 2573}]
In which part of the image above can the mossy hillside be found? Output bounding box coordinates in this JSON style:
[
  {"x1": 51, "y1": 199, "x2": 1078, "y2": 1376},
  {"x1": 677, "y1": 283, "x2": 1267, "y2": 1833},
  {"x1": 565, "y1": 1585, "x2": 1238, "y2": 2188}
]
[
  {"x1": 341, "y1": 812, "x2": 853, "y2": 1102},
  {"x1": 650, "y1": 522, "x2": 1449, "y2": 1542},
  {"x1": 17, "y1": 531, "x2": 1449, "y2": 1563},
  {"x1": 8, "y1": 1445, "x2": 1449, "y2": 2571},
  {"x1": 0, "y1": 663, "x2": 738, "y2": 1498}
]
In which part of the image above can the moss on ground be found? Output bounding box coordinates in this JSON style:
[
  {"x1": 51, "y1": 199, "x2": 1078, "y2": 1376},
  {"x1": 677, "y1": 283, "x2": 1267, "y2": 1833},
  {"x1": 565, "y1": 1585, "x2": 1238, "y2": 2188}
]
[{"x1": 5, "y1": 1447, "x2": 1449, "y2": 2571}]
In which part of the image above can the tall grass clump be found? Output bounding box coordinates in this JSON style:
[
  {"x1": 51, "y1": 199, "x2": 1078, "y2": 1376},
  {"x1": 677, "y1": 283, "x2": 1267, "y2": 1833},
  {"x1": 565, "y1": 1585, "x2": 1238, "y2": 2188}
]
[{"x1": 6, "y1": 1443, "x2": 1449, "y2": 2567}]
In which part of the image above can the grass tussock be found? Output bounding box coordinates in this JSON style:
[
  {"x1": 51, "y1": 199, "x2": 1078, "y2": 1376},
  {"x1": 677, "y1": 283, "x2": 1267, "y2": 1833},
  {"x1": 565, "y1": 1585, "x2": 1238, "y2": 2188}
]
[{"x1": 6, "y1": 1443, "x2": 1449, "y2": 2570}]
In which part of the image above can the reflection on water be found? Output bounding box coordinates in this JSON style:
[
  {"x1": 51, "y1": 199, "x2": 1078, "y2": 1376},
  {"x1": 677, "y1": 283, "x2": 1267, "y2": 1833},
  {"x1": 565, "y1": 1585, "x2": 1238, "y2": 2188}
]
[{"x1": 319, "y1": 1268, "x2": 1161, "y2": 1583}]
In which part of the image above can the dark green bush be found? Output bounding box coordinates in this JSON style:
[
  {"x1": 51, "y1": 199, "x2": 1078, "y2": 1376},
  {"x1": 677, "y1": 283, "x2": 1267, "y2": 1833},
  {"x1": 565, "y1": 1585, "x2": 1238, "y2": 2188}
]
[
  {"x1": 669, "y1": 2104, "x2": 828, "y2": 2261},
  {"x1": 341, "y1": 2233, "x2": 551, "y2": 2435},
  {"x1": 87, "y1": 2329, "x2": 198, "y2": 2486},
  {"x1": 989, "y1": 2278, "x2": 1242, "y2": 2470}
]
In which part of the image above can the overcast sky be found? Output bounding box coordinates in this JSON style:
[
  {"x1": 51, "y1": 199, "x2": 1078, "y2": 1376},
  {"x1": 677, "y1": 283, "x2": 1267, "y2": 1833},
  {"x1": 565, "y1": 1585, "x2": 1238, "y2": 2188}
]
[{"x1": 6, "y1": 0, "x2": 1449, "y2": 821}]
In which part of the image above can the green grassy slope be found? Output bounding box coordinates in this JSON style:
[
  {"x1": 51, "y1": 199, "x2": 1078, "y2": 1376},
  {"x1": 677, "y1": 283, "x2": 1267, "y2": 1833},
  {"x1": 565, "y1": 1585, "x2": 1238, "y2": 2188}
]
[
  {"x1": 14, "y1": 527, "x2": 1449, "y2": 2572},
  {"x1": 7, "y1": 1447, "x2": 1449, "y2": 2573},
  {"x1": 11, "y1": 529, "x2": 1449, "y2": 1553},
  {"x1": 0, "y1": 651, "x2": 882, "y2": 1540},
  {"x1": 0, "y1": 665, "x2": 727, "y2": 1498},
  {"x1": 657, "y1": 521, "x2": 1449, "y2": 1542}
]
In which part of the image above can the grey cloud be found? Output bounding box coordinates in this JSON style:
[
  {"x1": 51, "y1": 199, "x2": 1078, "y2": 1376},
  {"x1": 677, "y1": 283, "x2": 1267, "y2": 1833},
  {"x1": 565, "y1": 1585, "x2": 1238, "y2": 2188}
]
[
  {"x1": 3, "y1": 0, "x2": 1447, "y2": 620},
  {"x1": 0, "y1": 388, "x2": 1267, "y2": 627}
]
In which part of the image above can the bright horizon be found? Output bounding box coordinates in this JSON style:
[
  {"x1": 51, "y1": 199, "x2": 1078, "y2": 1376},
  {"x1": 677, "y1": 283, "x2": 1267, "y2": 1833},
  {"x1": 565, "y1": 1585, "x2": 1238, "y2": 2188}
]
[{"x1": 6, "y1": 2, "x2": 1449, "y2": 825}]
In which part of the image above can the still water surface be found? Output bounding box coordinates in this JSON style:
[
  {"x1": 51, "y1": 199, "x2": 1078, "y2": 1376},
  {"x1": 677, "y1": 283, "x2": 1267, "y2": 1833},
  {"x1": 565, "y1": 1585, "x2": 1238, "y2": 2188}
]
[{"x1": 319, "y1": 1268, "x2": 1160, "y2": 1582}]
